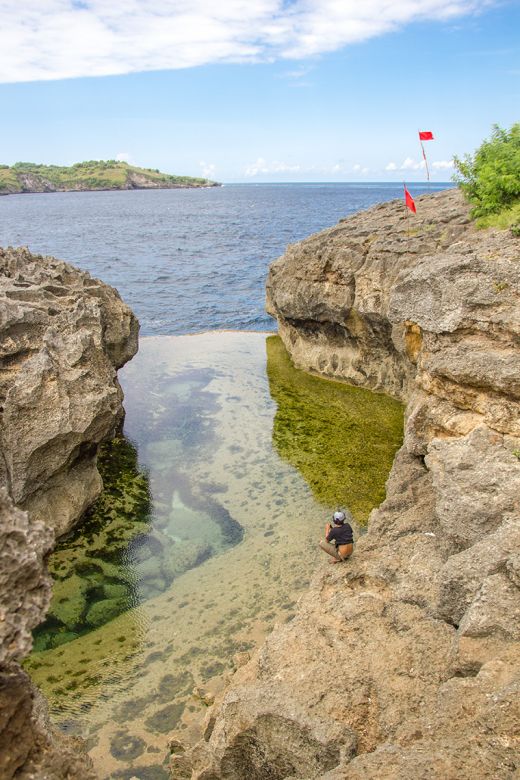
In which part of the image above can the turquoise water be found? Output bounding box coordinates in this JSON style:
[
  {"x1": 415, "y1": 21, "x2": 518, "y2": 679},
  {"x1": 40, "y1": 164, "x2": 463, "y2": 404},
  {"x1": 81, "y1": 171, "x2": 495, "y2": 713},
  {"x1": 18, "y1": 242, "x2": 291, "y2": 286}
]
[{"x1": 26, "y1": 332, "x2": 403, "y2": 779}]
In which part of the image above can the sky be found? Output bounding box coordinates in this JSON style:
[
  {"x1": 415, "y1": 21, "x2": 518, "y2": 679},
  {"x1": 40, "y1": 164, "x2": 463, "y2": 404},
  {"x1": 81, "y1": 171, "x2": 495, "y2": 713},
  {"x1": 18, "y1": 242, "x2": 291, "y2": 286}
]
[{"x1": 0, "y1": 1, "x2": 518, "y2": 182}]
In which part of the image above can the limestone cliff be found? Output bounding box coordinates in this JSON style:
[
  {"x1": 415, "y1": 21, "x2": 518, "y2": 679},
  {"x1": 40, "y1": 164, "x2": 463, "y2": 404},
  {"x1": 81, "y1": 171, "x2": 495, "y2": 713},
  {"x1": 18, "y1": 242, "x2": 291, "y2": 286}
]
[
  {"x1": 0, "y1": 490, "x2": 97, "y2": 779},
  {"x1": 0, "y1": 247, "x2": 138, "y2": 778},
  {"x1": 185, "y1": 189, "x2": 520, "y2": 779},
  {"x1": 0, "y1": 246, "x2": 139, "y2": 536}
]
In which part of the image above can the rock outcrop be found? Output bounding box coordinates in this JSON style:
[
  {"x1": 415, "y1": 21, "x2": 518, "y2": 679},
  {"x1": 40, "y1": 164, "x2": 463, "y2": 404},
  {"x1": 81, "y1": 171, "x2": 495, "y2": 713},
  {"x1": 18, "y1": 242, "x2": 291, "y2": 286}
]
[
  {"x1": 186, "y1": 189, "x2": 520, "y2": 779},
  {"x1": 0, "y1": 490, "x2": 97, "y2": 778},
  {"x1": 0, "y1": 247, "x2": 138, "y2": 778},
  {"x1": 0, "y1": 246, "x2": 139, "y2": 536}
]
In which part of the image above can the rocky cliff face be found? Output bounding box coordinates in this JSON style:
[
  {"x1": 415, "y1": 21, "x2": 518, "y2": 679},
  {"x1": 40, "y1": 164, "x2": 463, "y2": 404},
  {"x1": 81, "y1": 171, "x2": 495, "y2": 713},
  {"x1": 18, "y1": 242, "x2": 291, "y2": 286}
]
[
  {"x1": 0, "y1": 490, "x2": 97, "y2": 779},
  {"x1": 0, "y1": 246, "x2": 139, "y2": 536},
  {"x1": 185, "y1": 189, "x2": 520, "y2": 779},
  {"x1": 0, "y1": 246, "x2": 138, "y2": 778}
]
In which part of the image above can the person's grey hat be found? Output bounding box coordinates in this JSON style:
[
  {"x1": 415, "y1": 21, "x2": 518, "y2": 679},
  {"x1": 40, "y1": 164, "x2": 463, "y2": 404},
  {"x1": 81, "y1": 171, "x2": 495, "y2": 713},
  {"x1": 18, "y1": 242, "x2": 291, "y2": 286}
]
[{"x1": 333, "y1": 511, "x2": 346, "y2": 523}]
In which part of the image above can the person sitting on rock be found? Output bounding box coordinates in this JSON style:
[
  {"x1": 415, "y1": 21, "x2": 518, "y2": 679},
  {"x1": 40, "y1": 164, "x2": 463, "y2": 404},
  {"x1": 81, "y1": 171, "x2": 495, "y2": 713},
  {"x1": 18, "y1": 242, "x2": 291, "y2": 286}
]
[{"x1": 319, "y1": 510, "x2": 354, "y2": 564}]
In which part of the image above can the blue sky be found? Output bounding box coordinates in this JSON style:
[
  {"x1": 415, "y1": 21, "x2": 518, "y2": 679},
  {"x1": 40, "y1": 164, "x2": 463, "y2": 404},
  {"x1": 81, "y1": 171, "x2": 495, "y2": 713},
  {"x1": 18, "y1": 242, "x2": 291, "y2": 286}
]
[{"x1": 0, "y1": 1, "x2": 518, "y2": 182}]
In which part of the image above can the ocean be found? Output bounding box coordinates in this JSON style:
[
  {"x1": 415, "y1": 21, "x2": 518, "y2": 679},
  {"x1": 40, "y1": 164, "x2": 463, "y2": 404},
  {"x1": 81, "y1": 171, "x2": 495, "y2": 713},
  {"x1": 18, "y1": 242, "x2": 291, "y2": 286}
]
[
  {"x1": 0, "y1": 182, "x2": 451, "y2": 335},
  {"x1": 13, "y1": 182, "x2": 420, "y2": 775}
]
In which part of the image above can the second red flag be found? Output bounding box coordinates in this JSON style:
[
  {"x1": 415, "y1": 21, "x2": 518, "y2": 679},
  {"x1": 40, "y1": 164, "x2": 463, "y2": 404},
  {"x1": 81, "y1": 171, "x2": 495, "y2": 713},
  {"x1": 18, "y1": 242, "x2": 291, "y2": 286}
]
[{"x1": 404, "y1": 185, "x2": 416, "y2": 213}]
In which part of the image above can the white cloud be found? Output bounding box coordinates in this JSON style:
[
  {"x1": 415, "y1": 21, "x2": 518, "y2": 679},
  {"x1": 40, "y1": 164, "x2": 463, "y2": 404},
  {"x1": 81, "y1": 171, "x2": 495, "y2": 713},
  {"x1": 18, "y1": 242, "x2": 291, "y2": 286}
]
[
  {"x1": 401, "y1": 156, "x2": 426, "y2": 171},
  {"x1": 199, "y1": 160, "x2": 216, "y2": 178},
  {"x1": 385, "y1": 157, "x2": 454, "y2": 172},
  {"x1": 385, "y1": 157, "x2": 425, "y2": 171},
  {"x1": 0, "y1": 1, "x2": 498, "y2": 83},
  {"x1": 116, "y1": 151, "x2": 131, "y2": 162},
  {"x1": 282, "y1": 65, "x2": 312, "y2": 79},
  {"x1": 384, "y1": 157, "x2": 455, "y2": 175},
  {"x1": 244, "y1": 157, "x2": 302, "y2": 176},
  {"x1": 432, "y1": 159, "x2": 455, "y2": 169}
]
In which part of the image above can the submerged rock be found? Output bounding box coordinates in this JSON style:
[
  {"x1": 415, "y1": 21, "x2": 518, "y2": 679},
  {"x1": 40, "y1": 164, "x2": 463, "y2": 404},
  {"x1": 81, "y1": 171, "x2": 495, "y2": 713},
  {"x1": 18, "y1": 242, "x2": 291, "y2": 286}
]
[{"x1": 190, "y1": 189, "x2": 520, "y2": 779}]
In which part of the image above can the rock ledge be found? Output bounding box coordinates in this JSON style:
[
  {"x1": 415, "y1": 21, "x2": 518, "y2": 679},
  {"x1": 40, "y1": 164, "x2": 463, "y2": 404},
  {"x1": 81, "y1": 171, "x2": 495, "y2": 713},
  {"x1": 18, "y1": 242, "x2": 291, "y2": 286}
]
[
  {"x1": 185, "y1": 189, "x2": 520, "y2": 780},
  {"x1": 0, "y1": 246, "x2": 138, "y2": 778}
]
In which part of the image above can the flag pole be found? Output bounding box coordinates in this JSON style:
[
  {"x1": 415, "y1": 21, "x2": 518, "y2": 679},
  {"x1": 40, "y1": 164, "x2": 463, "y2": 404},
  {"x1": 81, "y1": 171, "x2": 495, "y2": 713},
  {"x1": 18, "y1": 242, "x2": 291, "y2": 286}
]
[
  {"x1": 418, "y1": 129, "x2": 431, "y2": 191},
  {"x1": 403, "y1": 181, "x2": 410, "y2": 242}
]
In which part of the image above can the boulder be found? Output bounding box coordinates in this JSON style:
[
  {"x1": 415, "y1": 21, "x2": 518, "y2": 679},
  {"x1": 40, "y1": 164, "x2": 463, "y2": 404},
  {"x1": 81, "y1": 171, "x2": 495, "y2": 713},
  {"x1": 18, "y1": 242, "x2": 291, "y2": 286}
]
[
  {"x1": 0, "y1": 246, "x2": 139, "y2": 536},
  {"x1": 0, "y1": 247, "x2": 138, "y2": 778}
]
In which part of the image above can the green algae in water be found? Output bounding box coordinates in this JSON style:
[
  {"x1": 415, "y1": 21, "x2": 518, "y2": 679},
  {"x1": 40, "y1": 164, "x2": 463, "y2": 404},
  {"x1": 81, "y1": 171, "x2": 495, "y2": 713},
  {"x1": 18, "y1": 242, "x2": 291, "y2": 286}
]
[
  {"x1": 33, "y1": 437, "x2": 151, "y2": 651},
  {"x1": 25, "y1": 333, "x2": 406, "y2": 779},
  {"x1": 266, "y1": 336, "x2": 404, "y2": 523},
  {"x1": 33, "y1": 432, "x2": 243, "y2": 651}
]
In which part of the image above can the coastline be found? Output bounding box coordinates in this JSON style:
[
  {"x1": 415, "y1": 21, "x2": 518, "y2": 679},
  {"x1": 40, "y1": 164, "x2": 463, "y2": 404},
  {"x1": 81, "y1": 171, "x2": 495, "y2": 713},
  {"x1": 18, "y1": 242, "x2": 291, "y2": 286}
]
[
  {"x1": 1, "y1": 186, "x2": 518, "y2": 779},
  {"x1": 182, "y1": 187, "x2": 520, "y2": 779},
  {"x1": 0, "y1": 183, "x2": 221, "y2": 196}
]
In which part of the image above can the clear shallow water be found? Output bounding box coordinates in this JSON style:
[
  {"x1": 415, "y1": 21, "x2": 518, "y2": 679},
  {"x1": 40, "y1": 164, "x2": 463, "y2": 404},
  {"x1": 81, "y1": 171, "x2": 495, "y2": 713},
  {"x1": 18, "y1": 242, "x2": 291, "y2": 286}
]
[
  {"x1": 0, "y1": 182, "x2": 451, "y2": 335},
  {"x1": 26, "y1": 333, "x2": 403, "y2": 779},
  {"x1": 16, "y1": 183, "x2": 414, "y2": 777}
]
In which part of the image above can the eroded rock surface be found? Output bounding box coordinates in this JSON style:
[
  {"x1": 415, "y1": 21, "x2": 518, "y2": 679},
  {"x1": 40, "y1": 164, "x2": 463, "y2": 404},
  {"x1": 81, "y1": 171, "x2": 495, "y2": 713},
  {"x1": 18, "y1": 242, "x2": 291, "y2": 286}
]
[
  {"x1": 0, "y1": 490, "x2": 96, "y2": 779},
  {"x1": 0, "y1": 247, "x2": 138, "y2": 778},
  {"x1": 0, "y1": 246, "x2": 139, "y2": 536},
  {"x1": 187, "y1": 189, "x2": 520, "y2": 779}
]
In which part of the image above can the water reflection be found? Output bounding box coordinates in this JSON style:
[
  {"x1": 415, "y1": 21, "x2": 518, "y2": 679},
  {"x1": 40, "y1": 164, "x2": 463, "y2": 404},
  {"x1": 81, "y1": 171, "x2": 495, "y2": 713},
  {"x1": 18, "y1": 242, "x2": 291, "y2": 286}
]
[{"x1": 266, "y1": 335, "x2": 404, "y2": 522}]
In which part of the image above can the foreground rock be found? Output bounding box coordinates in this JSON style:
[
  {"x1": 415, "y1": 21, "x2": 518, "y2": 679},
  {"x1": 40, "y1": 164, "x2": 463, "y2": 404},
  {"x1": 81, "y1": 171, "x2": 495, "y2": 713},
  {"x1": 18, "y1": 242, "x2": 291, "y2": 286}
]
[
  {"x1": 0, "y1": 247, "x2": 138, "y2": 778},
  {"x1": 0, "y1": 246, "x2": 139, "y2": 535},
  {"x1": 0, "y1": 490, "x2": 96, "y2": 778},
  {"x1": 185, "y1": 190, "x2": 520, "y2": 779}
]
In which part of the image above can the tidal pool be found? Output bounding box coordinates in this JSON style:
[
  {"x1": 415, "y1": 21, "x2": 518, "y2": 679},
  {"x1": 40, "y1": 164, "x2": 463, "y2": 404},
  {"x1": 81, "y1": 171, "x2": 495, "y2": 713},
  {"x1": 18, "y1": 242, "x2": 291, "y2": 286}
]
[{"x1": 26, "y1": 332, "x2": 403, "y2": 779}]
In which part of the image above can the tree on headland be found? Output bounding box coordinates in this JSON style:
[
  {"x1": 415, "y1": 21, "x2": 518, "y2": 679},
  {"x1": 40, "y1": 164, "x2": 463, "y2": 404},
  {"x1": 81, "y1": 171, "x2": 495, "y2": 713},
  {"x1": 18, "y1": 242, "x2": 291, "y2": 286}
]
[{"x1": 453, "y1": 123, "x2": 520, "y2": 229}]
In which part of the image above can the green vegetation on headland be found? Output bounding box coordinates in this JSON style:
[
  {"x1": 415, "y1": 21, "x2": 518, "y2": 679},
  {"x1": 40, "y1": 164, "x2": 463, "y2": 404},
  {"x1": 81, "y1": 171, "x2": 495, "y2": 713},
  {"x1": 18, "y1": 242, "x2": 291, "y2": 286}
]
[
  {"x1": 0, "y1": 159, "x2": 220, "y2": 194},
  {"x1": 266, "y1": 336, "x2": 404, "y2": 524},
  {"x1": 454, "y1": 123, "x2": 520, "y2": 232}
]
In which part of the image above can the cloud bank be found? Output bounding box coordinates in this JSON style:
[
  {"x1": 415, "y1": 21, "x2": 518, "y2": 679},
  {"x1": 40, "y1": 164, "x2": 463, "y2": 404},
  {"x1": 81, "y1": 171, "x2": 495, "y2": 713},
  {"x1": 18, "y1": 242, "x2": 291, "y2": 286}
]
[
  {"x1": 386, "y1": 157, "x2": 454, "y2": 171},
  {"x1": 0, "y1": 1, "x2": 496, "y2": 83}
]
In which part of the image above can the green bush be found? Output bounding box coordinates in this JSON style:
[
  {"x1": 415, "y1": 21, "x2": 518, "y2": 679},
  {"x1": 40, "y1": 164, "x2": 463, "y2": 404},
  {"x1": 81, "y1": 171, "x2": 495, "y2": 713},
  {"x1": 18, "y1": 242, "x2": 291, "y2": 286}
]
[{"x1": 453, "y1": 123, "x2": 520, "y2": 218}]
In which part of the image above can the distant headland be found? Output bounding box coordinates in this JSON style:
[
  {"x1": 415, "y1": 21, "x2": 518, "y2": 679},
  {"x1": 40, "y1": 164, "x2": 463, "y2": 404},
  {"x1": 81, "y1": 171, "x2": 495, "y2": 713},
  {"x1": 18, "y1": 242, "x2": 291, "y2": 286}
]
[{"x1": 0, "y1": 160, "x2": 220, "y2": 195}]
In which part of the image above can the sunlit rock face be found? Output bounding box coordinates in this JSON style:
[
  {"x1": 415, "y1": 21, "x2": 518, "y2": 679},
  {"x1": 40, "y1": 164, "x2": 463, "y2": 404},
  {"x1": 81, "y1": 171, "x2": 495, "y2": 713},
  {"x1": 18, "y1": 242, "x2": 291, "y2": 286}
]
[
  {"x1": 266, "y1": 188, "x2": 472, "y2": 400},
  {"x1": 0, "y1": 246, "x2": 139, "y2": 536},
  {"x1": 188, "y1": 190, "x2": 520, "y2": 780},
  {"x1": 0, "y1": 247, "x2": 138, "y2": 778}
]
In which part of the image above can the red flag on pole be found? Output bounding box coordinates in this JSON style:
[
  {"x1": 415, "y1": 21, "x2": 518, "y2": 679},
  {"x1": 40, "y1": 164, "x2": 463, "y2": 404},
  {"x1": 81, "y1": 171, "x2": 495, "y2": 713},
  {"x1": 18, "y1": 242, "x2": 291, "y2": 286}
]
[
  {"x1": 404, "y1": 184, "x2": 416, "y2": 213},
  {"x1": 418, "y1": 130, "x2": 434, "y2": 180}
]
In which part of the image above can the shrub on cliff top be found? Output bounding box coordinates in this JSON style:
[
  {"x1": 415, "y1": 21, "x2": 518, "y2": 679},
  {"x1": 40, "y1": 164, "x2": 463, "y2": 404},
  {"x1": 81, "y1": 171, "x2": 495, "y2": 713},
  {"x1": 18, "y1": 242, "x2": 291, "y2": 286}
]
[{"x1": 453, "y1": 123, "x2": 520, "y2": 219}]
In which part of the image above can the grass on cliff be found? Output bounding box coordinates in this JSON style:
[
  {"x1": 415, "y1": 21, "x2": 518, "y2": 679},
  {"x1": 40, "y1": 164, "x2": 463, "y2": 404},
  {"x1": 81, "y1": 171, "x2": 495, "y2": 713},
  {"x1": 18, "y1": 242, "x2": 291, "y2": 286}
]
[
  {"x1": 453, "y1": 123, "x2": 520, "y2": 231},
  {"x1": 266, "y1": 336, "x2": 404, "y2": 524},
  {"x1": 0, "y1": 160, "x2": 215, "y2": 191}
]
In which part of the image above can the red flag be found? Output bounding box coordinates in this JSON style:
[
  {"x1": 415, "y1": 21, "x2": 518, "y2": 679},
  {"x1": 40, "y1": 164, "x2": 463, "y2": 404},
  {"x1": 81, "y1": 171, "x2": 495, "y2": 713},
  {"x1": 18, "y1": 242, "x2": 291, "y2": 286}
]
[
  {"x1": 404, "y1": 185, "x2": 416, "y2": 213},
  {"x1": 419, "y1": 131, "x2": 434, "y2": 141}
]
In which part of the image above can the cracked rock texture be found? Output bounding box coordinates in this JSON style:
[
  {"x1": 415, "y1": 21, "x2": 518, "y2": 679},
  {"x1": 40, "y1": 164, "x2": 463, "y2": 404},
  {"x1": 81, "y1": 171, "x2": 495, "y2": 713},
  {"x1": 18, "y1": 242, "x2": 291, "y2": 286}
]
[
  {"x1": 0, "y1": 246, "x2": 139, "y2": 536},
  {"x1": 186, "y1": 189, "x2": 520, "y2": 779},
  {"x1": 0, "y1": 490, "x2": 96, "y2": 779},
  {"x1": 0, "y1": 247, "x2": 138, "y2": 778}
]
